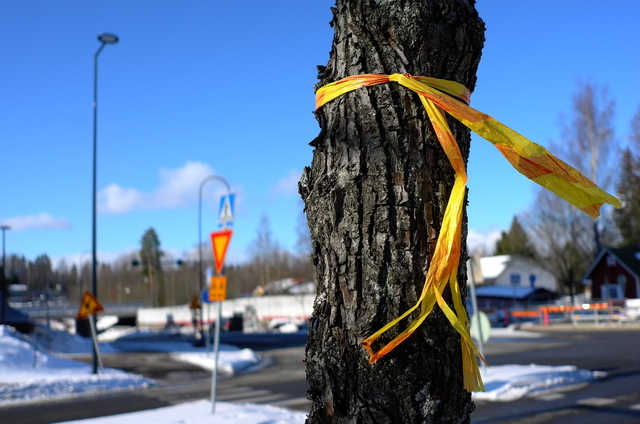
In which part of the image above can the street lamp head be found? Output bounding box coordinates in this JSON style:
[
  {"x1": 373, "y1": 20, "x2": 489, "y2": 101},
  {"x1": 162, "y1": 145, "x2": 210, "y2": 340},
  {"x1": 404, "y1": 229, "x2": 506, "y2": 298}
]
[
  {"x1": 98, "y1": 33, "x2": 119, "y2": 44},
  {"x1": 0, "y1": 225, "x2": 10, "y2": 231}
]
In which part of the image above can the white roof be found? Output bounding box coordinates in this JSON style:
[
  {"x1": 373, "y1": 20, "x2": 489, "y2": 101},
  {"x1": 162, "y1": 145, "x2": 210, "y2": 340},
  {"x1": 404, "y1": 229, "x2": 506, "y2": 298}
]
[
  {"x1": 479, "y1": 255, "x2": 511, "y2": 279},
  {"x1": 475, "y1": 285, "x2": 536, "y2": 299}
]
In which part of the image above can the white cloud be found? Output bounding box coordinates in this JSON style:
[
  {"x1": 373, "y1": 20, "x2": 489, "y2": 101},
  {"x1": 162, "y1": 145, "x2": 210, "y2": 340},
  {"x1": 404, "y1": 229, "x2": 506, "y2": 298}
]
[
  {"x1": 98, "y1": 161, "x2": 229, "y2": 214},
  {"x1": 271, "y1": 169, "x2": 301, "y2": 197},
  {"x1": 156, "y1": 162, "x2": 216, "y2": 207},
  {"x1": 99, "y1": 184, "x2": 145, "y2": 214},
  {"x1": 467, "y1": 227, "x2": 503, "y2": 256},
  {"x1": 2, "y1": 213, "x2": 72, "y2": 231}
]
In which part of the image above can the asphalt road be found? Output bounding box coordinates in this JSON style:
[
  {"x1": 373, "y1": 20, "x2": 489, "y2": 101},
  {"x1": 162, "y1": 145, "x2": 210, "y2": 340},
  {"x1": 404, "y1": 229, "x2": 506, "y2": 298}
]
[
  {"x1": 2, "y1": 328, "x2": 640, "y2": 423},
  {"x1": 474, "y1": 328, "x2": 640, "y2": 424}
]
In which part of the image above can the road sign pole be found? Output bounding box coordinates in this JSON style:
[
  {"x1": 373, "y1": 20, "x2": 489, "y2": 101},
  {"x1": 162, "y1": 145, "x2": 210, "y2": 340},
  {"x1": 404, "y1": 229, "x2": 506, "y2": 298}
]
[
  {"x1": 468, "y1": 259, "x2": 486, "y2": 372},
  {"x1": 204, "y1": 300, "x2": 209, "y2": 355},
  {"x1": 211, "y1": 300, "x2": 222, "y2": 414},
  {"x1": 77, "y1": 291, "x2": 105, "y2": 374},
  {"x1": 88, "y1": 315, "x2": 103, "y2": 372},
  {"x1": 209, "y1": 218, "x2": 232, "y2": 414},
  {"x1": 204, "y1": 268, "x2": 212, "y2": 355}
]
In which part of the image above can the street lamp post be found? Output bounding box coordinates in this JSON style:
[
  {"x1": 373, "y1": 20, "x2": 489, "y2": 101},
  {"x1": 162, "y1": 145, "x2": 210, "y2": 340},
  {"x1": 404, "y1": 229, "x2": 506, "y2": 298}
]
[
  {"x1": 91, "y1": 32, "x2": 118, "y2": 374},
  {"x1": 198, "y1": 175, "x2": 231, "y2": 295},
  {"x1": 78, "y1": 250, "x2": 91, "y2": 301},
  {"x1": 1, "y1": 225, "x2": 10, "y2": 324}
]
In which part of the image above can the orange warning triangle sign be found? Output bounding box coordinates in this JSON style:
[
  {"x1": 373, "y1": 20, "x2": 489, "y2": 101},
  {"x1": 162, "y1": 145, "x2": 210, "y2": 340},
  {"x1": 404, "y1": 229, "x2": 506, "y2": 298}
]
[
  {"x1": 77, "y1": 291, "x2": 104, "y2": 319},
  {"x1": 210, "y1": 229, "x2": 233, "y2": 275},
  {"x1": 189, "y1": 295, "x2": 201, "y2": 309}
]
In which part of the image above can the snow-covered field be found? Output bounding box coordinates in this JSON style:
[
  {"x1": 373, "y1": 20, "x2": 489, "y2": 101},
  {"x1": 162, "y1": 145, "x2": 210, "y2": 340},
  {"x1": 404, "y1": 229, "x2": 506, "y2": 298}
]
[{"x1": 0, "y1": 324, "x2": 602, "y2": 423}]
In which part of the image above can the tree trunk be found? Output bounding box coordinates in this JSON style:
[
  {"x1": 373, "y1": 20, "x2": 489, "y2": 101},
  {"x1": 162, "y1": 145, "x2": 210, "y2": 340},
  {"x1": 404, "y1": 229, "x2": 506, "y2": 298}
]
[{"x1": 300, "y1": 1, "x2": 484, "y2": 423}]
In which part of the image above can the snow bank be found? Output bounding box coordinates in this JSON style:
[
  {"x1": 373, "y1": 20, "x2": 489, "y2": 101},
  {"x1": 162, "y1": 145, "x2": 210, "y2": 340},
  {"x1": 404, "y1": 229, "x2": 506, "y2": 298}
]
[
  {"x1": 172, "y1": 349, "x2": 262, "y2": 375},
  {"x1": 59, "y1": 399, "x2": 307, "y2": 424},
  {"x1": 0, "y1": 326, "x2": 152, "y2": 406},
  {"x1": 474, "y1": 364, "x2": 600, "y2": 402}
]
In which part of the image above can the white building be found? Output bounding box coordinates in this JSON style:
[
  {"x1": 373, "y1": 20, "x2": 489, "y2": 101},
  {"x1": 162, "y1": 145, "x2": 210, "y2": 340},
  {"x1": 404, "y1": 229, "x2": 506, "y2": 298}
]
[{"x1": 469, "y1": 254, "x2": 558, "y2": 293}]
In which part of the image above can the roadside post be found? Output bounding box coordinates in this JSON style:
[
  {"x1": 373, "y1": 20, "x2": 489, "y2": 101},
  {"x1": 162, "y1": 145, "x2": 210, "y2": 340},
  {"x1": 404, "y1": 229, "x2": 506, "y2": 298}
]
[
  {"x1": 467, "y1": 258, "x2": 488, "y2": 372},
  {"x1": 189, "y1": 295, "x2": 201, "y2": 338},
  {"x1": 201, "y1": 267, "x2": 214, "y2": 354},
  {"x1": 209, "y1": 193, "x2": 234, "y2": 414},
  {"x1": 77, "y1": 290, "x2": 105, "y2": 373}
]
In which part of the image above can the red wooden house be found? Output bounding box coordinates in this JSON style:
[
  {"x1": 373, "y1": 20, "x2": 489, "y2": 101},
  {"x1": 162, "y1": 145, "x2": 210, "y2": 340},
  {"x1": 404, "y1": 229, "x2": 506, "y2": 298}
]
[{"x1": 583, "y1": 247, "x2": 640, "y2": 300}]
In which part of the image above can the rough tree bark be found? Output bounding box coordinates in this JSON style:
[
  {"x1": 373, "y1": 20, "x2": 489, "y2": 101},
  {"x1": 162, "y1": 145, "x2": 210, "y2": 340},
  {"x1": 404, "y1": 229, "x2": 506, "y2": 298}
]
[{"x1": 299, "y1": 1, "x2": 485, "y2": 423}]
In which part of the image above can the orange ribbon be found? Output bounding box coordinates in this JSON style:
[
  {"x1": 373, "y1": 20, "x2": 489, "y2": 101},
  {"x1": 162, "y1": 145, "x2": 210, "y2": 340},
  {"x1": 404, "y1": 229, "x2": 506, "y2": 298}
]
[{"x1": 315, "y1": 73, "x2": 621, "y2": 392}]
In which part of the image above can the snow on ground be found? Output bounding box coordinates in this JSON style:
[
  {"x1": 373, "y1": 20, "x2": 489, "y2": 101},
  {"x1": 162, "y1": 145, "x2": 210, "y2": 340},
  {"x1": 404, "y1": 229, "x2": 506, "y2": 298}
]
[
  {"x1": 59, "y1": 400, "x2": 307, "y2": 424},
  {"x1": 488, "y1": 326, "x2": 545, "y2": 339},
  {"x1": 475, "y1": 364, "x2": 600, "y2": 402},
  {"x1": 0, "y1": 324, "x2": 603, "y2": 423},
  {"x1": 0, "y1": 325, "x2": 151, "y2": 406},
  {"x1": 171, "y1": 349, "x2": 262, "y2": 375},
  {"x1": 0, "y1": 324, "x2": 263, "y2": 407}
]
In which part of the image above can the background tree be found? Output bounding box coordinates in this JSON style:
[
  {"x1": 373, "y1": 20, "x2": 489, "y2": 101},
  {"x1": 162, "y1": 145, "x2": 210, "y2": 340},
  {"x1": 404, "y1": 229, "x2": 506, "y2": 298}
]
[
  {"x1": 495, "y1": 216, "x2": 537, "y2": 259},
  {"x1": 29, "y1": 254, "x2": 54, "y2": 293},
  {"x1": 116, "y1": 251, "x2": 148, "y2": 303},
  {"x1": 614, "y1": 107, "x2": 640, "y2": 246},
  {"x1": 164, "y1": 254, "x2": 198, "y2": 306},
  {"x1": 225, "y1": 211, "x2": 315, "y2": 297},
  {"x1": 249, "y1": 215, "x2": 281, "y2": 287},
  {"x1": 252, "y1": 215, "x2": 273, "y2": 287},
  {"x1": 527, "y1": 189, "x2": 593, "y2": 300},
  {"x1": 525, "y1": 82, "x2": 620, "y2": 300},
  {"x1": 300, "y1": 1, "x2": 484, "y2": 422},
  {"x1": 66, "y1": 264, "x2": 80, "y2": 301},
  {"x1": 556, "y1": 81, "x2": 618, "y2": 255},
  {"x1": 139, "y1": 228, "x2": 165, "y2": 307},
  {"x1": 7, "y1": 254, "x2": 27, "y2": 287}
]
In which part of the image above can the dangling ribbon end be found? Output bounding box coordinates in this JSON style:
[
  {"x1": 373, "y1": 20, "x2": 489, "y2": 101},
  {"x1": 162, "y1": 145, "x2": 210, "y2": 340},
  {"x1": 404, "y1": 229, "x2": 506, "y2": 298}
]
[
  {"x1": 461, "y1": 337, "x2": 487, "y2": 392},
  {"x1": 362, "y1": 340, "x2": 380, "y2": 364}
]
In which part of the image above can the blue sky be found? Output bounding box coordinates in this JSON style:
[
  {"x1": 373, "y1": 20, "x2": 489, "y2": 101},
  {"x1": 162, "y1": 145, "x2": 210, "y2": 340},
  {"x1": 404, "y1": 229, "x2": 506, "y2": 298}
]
[{"x1": 2, "y1": 1, "x2": 639, "y2": 268}]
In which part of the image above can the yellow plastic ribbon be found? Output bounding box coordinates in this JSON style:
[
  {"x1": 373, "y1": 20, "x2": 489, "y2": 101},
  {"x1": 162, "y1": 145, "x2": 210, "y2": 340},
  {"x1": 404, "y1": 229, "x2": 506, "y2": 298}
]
[{"x1": 315, "y1": 73, "x2": 621, "y2": 392}]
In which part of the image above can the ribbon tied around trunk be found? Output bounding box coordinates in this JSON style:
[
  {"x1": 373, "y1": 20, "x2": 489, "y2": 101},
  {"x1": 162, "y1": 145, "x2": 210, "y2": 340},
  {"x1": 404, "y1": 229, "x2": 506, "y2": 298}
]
[{"x1": 315, "y1": 73, "x2": 621, "y2": 392}]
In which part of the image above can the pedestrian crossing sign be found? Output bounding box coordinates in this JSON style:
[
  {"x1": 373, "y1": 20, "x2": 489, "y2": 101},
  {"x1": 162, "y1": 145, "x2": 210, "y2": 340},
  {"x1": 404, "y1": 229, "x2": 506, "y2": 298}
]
[
  {"x1": 77, "y1": 291, "x2": 104, "y2": 319},
  {"x1": 218, "y1": 194, "x2": 235, "y2": 228}
]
